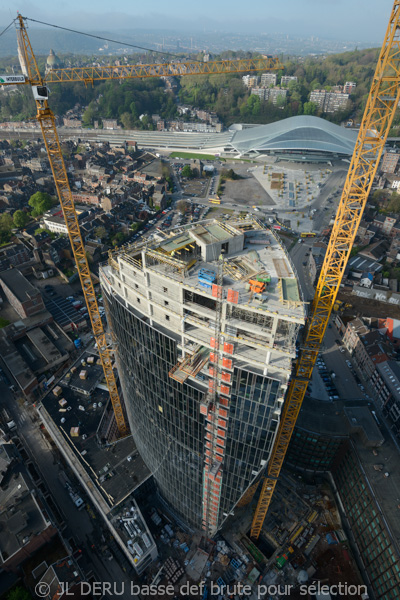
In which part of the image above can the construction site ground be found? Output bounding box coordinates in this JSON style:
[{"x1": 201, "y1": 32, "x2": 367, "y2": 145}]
[
  {"x1": 338, "y1": 290, "x2": 400, "y2": 320},
  {"x1": 133, "y1": 472, "x2": 367, "y2": 600}
]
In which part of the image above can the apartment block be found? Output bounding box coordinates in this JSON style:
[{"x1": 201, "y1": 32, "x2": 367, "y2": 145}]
[
  {"x1": 343, "y1": 81, "x2": 357, "y2": 94},
  {"x1": 381, "y1": 150, "x2": 400, "y2": 174},
  {"x1": 310, "y1": 89, "x2": 350, "y2": 113},
  {"x1": 0, "y1": 269, "x2": 45, "y2": 319},
  {"x1": 242, "y1": 75, "x2": 260, "y2": 88},
  {"x1": 372, "y1": 360, "x2": 400, "y2": 437},
  {"x1": 250, "y1": 87, "x2": 288, "y2": 105},
  {"x1": 260, "y1": 73, "x2": 277, "y2": 87},
  {"x1": 281, "y1": 75, "x2": 298, "y2": 86}
]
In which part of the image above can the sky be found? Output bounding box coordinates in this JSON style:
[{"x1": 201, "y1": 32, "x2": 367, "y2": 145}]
[{"x1": 0, "y1": 0, "x2": 395, "y2": 42}]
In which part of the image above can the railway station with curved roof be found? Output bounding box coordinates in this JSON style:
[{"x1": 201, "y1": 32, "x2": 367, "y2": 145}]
[{"x1": 229, "y1": 115, "x2": 357, "y2": 160}]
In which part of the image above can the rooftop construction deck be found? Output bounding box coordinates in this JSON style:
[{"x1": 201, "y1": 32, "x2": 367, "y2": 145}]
[{"x1": 102, "y1": 218, "x2": 306, "y2": 388}]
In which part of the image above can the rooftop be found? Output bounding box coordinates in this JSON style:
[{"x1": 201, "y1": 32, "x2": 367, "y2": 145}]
[
  {"x1": 110, "y1": 498, "x2": 156, "y2": 568},
  {"x1": 0, "y1": 269, "x2": 41, "y2": 303},
  {"x1": 229, "y1": 115, "x2": 357, "y2": 156},
  {"x1": 377, "y1": 360, "x2": 400, "y2": 401},
  {"x1": 295, "y1": 397, "x2": 400, "y2": 557},
  {"x1": 0, "y1": 472, "x2": 49, "y2": 565},
  {"x1": 40, "y1": 351, "x2": 150, "y2": 507},
  {"x1": 113, "y1": 218, "x2": 306, "y2": 323}
]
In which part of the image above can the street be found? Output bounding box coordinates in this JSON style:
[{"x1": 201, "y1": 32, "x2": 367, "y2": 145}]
[{"x1": 289, "y1": 242, "x2": 366, "y2": 402}]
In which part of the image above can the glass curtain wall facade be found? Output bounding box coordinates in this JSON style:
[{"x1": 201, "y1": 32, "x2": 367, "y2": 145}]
[{"x1": 104, "y1": 290, "x2": 281, "y2": 530}]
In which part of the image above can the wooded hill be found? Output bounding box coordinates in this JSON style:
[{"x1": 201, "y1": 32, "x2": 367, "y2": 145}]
[{"x1": 2, "y1": 47, "x2": 394, "y2": 130}]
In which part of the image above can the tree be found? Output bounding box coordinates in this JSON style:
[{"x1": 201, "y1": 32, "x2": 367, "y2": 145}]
[
  {"x1": 95, "y1": 226, "x2": 107, "y2": 240},
  {"x1": 111, "y1": 232, "x2": 126, "y2": 246},
  {"x1": 34, "y1": 227, "x2": 52, "y2": 237},
  {"x1": 7, "y1": 586, "x2": 32, "y2": 600},
  {"x1": 120, "y1": 112, "x2": 135, "y2": 129},
  {"x1": 0, "y1": 213, "x2": 13, "y2": 245},
  {"x1": 28, "y1": 191, "x2": 53, "y2": 217},
  {"x1": 303, "y1": 101, "x2": 318, "y2": 115},
  {"x1": 181, "y1": 165, "x2": 194, "y2": 178},
  {"x1": 387, "y1": 192, "x2": 400, "y2": 213},
  {"x1": 13, "y1": 210, "x2": 29, "y2": 228},
  {"x1": 177, "y1": 200, "x2": 188, "y2": 214}
]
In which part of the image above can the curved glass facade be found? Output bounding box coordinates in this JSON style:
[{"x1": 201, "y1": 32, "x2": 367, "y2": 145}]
[
  {"x1": 105, "y1": 291, "x2": 204, "y2": 527},
  {"x1": 104, "y1": 290, "x2": 281, "y2": 530}
]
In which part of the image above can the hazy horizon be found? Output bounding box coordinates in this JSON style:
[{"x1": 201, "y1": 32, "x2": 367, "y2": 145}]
[{"x1": 0, "y1": 0, "x2": 394, "y2": 43}]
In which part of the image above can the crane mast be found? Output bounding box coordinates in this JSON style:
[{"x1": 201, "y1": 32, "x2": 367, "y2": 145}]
[
  {"x1": 250, "y1": 0, "x2": 400, "y2": 539},
  {"x1": 15, "y1": 15, "x2": 129, "y2": 436}
]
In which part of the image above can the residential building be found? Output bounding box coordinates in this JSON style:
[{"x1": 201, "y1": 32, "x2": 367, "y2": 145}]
[
  {"x1": 102, "y1": 119, "x2": 120, "y2": 130},
  {"x1": 35, "y1": 557, "x2": 85, "y2": 600},
  {"x1": 309, "y1": 89, "x2": 350, "y2": 113},
  {"x1": 242, "y1": 75, "x2": 260, "y2": 88},
  {"x1": 63, "y1": 117, "x2": 82, "y2": 128},
  {"x1": 250, "y1": 87, "x2": 288, "y2": 105},
  {"x1": 281, "y1": 75, "x2": 298, "y2": 86},
  {"x1": 0, "y1": 241, "x2": 35, "y2": 272},
  {"x1": 343, "y1": 81, "x2": 357, "y2": 94},
  {"x1": 372, "y1": 360, "x2": 400, "y2": 437},
  {"x1": 71, "y1": 192, "x2": 101, "y2": 206},
  {"x1": 100, "y1": 219, "x2": 305, "y2": 533},
  {"x1": 352, "y1": 329, "x2": 394, "y2": 379},
  {"x1": 250, "y1": 87, "x2": 269, "y2": 101},
  {"x1": 0, "y1": 269, "x2": 45, "y2": 319},
  {"x1": 373, "y1": 213, "x2": 397, "y2": 235},
  {"x1": 260, "y1": 73, "x2": 277, "y2": 87},
  {"x1": 381, "y1": 150, "x2": 400, "y2": 174},
  {"x1": 343, "y1": 318, "x2": 369, "y2": 354},
  {"x1": 0, "y1": 444, "x2": 58, "y2": 572}
]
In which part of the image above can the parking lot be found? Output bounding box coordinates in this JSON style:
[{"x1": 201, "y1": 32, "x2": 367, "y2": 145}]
[{"x1": 172, "y1": 161, "x2": 212, "y2": 198}]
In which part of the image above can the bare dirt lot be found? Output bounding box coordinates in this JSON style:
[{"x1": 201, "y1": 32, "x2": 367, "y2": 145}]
[{"x1": 220, "y1": 165, "x2": 276, "y2": 206}]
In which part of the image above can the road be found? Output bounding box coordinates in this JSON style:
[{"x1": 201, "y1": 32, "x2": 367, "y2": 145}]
[
  {"x1": 1, "y1": 383, "x2": 139, "y2": 598},
  {"x1": 289, "y1": 242, "x2": 365, "y2": 402}
]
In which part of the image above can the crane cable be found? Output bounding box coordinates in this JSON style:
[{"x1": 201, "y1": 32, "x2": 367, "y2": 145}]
[
  {"x1": 24, "y1": 16, "x2": 205, "y2": 63},
  {"x1": 0, "y1": 20, "x2": 15, "y2": 38}
]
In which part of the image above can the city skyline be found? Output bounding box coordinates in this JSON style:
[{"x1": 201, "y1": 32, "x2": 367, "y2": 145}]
[{"x1": 0, "y1": 0, "x2": 393, "y2": 43}]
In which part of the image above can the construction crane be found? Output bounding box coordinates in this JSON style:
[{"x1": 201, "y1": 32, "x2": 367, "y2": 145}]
[
  {"x1": 1, "y1": 15, "x2": 282, "y2": 437},
  {"x1": 249, "y1": 0, "x2": 400, "y2": 539}
]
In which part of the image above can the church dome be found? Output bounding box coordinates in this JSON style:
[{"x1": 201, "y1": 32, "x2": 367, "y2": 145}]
[{"x1": 46, "y1": 49, "x2": 59, "y2": 69}]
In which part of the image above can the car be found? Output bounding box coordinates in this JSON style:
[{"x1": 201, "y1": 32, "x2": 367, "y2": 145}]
[{"x1": 302, "y1": 262, "x2": 307, "y2": 266}]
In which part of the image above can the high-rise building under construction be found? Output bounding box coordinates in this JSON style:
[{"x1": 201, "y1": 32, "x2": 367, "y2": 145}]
[{"x1": 100, "y1": 219, "x2": 305, "y2": 532}]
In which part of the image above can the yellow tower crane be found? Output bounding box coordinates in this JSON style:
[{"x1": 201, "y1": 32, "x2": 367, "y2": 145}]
[
  {"x1": 3, "y1": 15, "x2": 283, "y2": 437},
  {"x1": 250, "y1": 0, "x2": 400, "y2": 539}
]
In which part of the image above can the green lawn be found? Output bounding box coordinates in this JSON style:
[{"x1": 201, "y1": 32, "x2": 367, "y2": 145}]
[{"x1": 170, "y1": 151, "x2": 225, "y2": 161}]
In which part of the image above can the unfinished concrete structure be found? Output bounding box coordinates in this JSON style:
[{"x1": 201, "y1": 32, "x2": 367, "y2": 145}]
[{"x1": 100, "y1": 219, "x2": 306, "y2": 532}]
